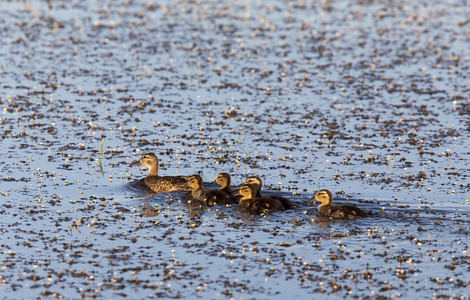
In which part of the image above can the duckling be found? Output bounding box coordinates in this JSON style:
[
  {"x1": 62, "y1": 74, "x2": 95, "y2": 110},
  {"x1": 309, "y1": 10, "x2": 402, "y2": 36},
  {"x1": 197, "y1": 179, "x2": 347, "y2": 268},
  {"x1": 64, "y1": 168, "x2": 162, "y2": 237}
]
[
  {"x1": 215, "y1": 173, "x2": 237, "y2": 203},
  {"x1": 188, "y1": 174, "x2": 232, "y2": 206},
  {"x1": 243, "y1": 176, "x2": 262, "y2": 197},
  {"x1": 129, "y1": 153, "x2": 191, "y2": 193},
  {"x1": 238, "y1": 184, "x2": 295, "y2": 215},
  {"x1": 312, "y1": 189, "x2": 368, "y2": 219},
  {"x1": 242, "y1": 176, "x2": 295, "y2": 208}
]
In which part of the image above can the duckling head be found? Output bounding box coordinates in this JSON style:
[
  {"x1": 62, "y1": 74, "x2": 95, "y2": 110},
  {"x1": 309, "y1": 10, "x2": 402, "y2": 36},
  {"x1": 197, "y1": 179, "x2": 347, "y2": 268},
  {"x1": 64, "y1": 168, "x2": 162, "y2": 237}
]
[
  {"x1": 130, "y1": 153, "x2": 159, "y2": 176},
  {"x1": 315, "y1": 189, "x2": 332, "y2": 205},
  {"x1": 188, "y1": 174, "x2": 203, "y2": 190},
  {"x1": 243, "y1": 176, "x2": 262, "y2": 195},
  {"x1": 244, "y1": 176, "x2": 262, "y2": 186},
  {"x1": 239, "y1": 184, "x2": 255, "y2": 199},
  {"x1": 216, "y1": 173, "x2": 231, "y2": 187}
]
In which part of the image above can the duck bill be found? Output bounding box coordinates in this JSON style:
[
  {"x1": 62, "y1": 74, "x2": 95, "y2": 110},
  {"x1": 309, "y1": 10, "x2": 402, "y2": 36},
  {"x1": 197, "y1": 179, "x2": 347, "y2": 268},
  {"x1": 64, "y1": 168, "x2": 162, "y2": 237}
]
[
  {"x1": 307, "y1": 198, "x2": 317, "y2": 203},
  {"x1": 129, "y1": 160, "x2": 141, "y2": 167}
]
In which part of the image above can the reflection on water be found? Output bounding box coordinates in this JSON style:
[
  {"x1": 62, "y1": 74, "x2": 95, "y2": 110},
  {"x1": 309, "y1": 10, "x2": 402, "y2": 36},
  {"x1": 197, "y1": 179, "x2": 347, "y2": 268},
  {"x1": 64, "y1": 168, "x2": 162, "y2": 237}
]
[{"x1": 1, "y1": 0, "x2": 469, "y2": 298}]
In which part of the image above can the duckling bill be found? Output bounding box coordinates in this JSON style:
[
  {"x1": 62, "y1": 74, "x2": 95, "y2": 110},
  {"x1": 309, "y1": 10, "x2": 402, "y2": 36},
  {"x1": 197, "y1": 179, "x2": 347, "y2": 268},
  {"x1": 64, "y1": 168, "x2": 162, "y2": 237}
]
[
  {"x1": 188, "y1": 174, "x2": 233, "y2": 206},
  {"x1": 312, "y1": 189, "x2": 368, "y2": 219},
  {"x1": 129, "y1": 153, "x2": 191, "y2": 193},
  {"x1": 238, "y1": 184, "x2": 295, "y2": 215}
]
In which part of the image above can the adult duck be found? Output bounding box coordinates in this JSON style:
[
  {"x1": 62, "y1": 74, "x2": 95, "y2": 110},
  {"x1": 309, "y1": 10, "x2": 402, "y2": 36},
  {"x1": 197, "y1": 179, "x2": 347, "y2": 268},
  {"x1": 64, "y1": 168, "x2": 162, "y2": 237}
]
[{"x1": 129, "y1": 153, "x2": 190, "y2": 193}]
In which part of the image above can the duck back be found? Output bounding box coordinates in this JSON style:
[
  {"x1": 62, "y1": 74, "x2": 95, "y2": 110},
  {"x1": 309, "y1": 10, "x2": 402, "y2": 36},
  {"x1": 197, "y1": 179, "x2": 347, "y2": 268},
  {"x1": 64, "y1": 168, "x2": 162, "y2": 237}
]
[
  {"x1": 245, "y1": 195, "x2": 294, "y2": 215},
  {"x1": 268, "y1": 194, "x2": 296, "y2": 210},
  {"x1": 192, "y1": 188, "x2": 232, "y2": 206},
  {"x1": 144, "y1": 175, "x2": 191, "y2": 193},
  {"x1": 330, "y1": 204, "x2": 368, "y2": 219}
]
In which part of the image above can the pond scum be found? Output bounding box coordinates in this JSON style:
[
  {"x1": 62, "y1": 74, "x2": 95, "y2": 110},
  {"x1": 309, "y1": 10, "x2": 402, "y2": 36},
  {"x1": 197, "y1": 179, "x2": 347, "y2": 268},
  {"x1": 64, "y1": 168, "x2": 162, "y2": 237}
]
[{"x1": 1, "y1": 0, "x2": 469, "y2": 299}]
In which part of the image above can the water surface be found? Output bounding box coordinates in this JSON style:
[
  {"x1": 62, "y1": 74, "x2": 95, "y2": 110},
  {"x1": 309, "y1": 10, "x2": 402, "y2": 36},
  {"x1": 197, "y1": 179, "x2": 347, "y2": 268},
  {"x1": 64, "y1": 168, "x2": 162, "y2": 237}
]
[{"x1": 1, "y1": 0, "x2": 469, "y2": 298}]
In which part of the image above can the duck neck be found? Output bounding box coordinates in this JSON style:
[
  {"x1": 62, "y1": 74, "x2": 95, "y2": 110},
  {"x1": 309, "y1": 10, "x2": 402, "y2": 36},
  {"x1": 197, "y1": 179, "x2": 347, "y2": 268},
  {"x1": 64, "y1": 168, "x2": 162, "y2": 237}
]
[
  {"x1": 147, "y1": 165, "x2": 159, "y2": 176},
  {"x1": 253, "y1": 185, "x2": 261, "y2": 197},
  {"x1": 239, "y1": 197, "x2": 251, "y2": 209},
  {"x1": 318, "y1": 202, "x2": 331, "y2": 215},
  {"x1": 192, "y1": 187, "x2": 203, "y2": 198}
]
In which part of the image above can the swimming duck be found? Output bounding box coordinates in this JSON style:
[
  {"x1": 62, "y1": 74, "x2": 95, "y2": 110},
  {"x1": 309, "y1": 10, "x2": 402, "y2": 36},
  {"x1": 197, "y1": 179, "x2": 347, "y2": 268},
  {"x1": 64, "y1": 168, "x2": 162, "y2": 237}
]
[
  {"x1": 129, "y1": 153, "x2": 191, "y2": 193},
  {"x1": 312, "y1": 189, "x2": 368, "y2": 219},
  {"x1": 216, "y1": 173, "x2": 235, "y2": 194},
  {"x1": 238, "y1": 184, "x2": 295, "y2": 215},
  {"x1": 242, "y1": 176, "x2": 295, "y2": 206},
  {"x1": 215, "y1": 172, "x2": 239, "y2": 202},
  {"x1": 242, "y1": 176, "x2": 263, "y2": 197},
  {"x1": 188, "y1": 174, "x2": 233, "y2": 206}
]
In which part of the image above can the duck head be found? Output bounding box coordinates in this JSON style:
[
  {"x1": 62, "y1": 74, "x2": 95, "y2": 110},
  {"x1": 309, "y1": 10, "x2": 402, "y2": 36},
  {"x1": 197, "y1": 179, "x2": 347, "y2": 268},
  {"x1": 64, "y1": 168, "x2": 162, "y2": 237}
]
[
  {"x1": 239, "y1": 184, "x2": 255, "y2": 200},
  {"x1": 130, "y1": 153, "x2": 159, "y2": 176},
  {"x1": 314, "y1": 189, "x2": 332, "y2": 205},
  {"x1": 216, "y1": 172, "x2": 231, "y2": 188},
  {"x1": 242, "y1": 176, "x2": 262, "y2": 196},
  {"x1": 187, "y1": 174, "x2": 203, "y2": 190}
]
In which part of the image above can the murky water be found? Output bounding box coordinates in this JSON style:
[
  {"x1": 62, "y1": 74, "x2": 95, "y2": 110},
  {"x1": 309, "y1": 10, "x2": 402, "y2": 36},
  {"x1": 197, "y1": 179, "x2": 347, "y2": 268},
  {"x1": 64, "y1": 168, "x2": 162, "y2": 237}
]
[{"x1": 1, "y1": 0, "x2": 469, "y2": 298}]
